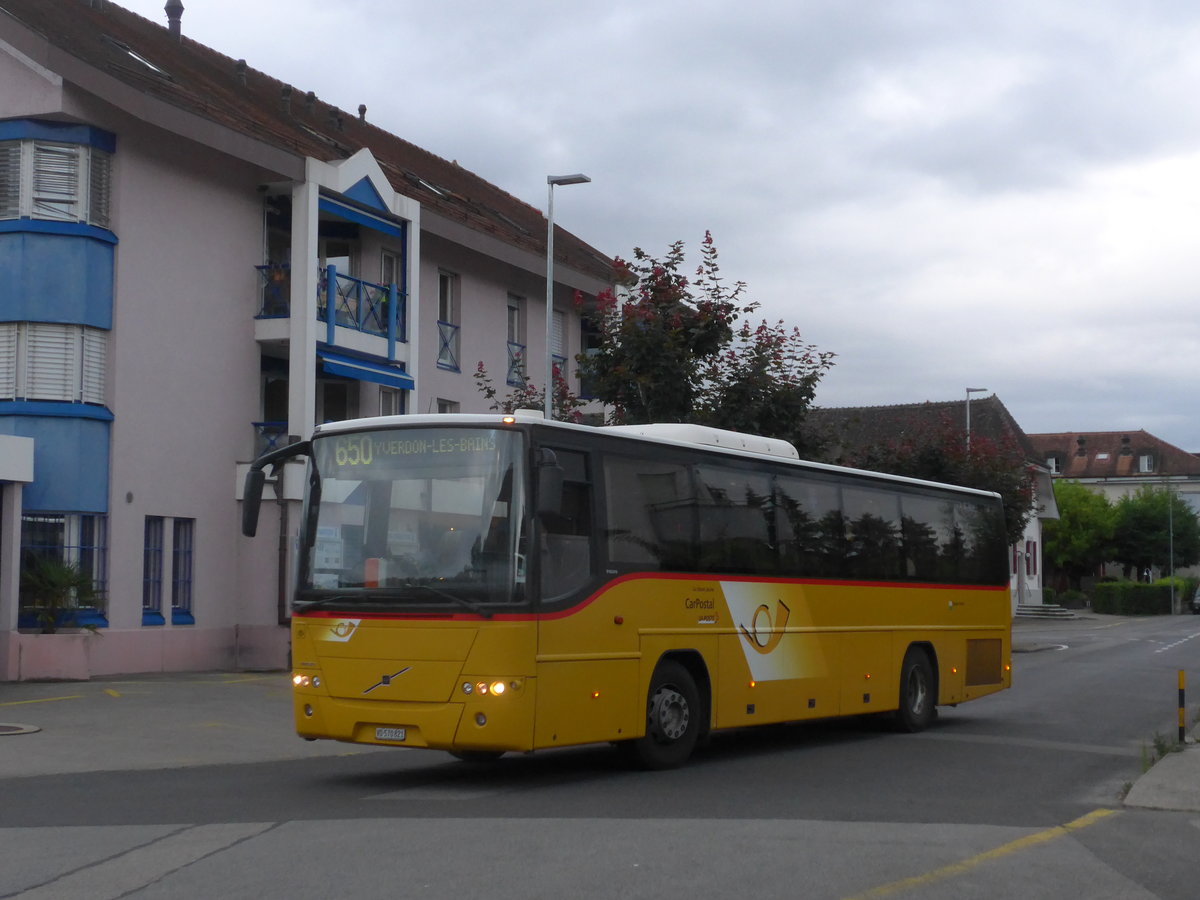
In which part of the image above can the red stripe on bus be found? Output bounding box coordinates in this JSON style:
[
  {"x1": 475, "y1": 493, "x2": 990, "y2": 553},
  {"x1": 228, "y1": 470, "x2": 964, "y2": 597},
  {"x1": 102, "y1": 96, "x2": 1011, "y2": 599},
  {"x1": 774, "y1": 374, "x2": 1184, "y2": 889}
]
[{"x1": 296, "y1": 572, "x2": 1007, "y2": 622}]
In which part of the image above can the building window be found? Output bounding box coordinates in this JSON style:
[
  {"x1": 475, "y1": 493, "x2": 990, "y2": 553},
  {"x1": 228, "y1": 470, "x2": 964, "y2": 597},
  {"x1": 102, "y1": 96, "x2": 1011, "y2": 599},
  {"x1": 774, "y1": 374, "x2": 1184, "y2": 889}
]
[
  {"x1": 1139, "y1": 454, "x2": 1154, "y2": 473},
  {"x1": 172, "y1": 518, "x2": 195, "y2": 624},
  {"x1": 437, "y1": 271, "x2": 460, "y2": 371},
  {"x1": 506, "y1": 294, "x2": 526, "y2": 386},
  {"x1": 143, "y1": 516, "x2": 165, "y2": 624},
  {"x1": 317, "y1": 379, "x2": 359, "y2": 424},
  {"x1": 436, "y1": 398, "x2": 460, "y2": 414},
  {"x1": 20, "y1": 513, "x2": 108, "y2": 600},
  {"x1": 380, "y1": 386, "x2": 404, "y2": 416},
  {"x1": 381, "y1": 250, "x2": 400, "y2": 287},
  {"x1": 0, "y1": 323, "x2": 107, "y2": 404},
  {"x1": 0, "y1": 139, "x2": 112, "y2": 227},
  {"x1": 1046, "y1": 456, "x2": 1059, "y2": 474}
]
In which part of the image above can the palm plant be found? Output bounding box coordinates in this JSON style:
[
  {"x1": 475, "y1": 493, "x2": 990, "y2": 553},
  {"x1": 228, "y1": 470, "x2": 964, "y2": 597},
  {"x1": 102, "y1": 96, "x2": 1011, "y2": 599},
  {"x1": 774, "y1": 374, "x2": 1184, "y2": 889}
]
[{"x1": 19, "y1": 554, "x2": 99, "y2": 634}]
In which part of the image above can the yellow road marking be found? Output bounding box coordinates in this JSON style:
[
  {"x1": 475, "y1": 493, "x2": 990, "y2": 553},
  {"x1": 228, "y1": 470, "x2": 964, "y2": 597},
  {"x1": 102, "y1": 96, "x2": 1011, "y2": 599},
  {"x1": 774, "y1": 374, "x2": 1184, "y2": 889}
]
[
  {"x1": 843, "y1": 809, "x2": 1119, "y2": 900},
  {"x1": 104, "y1": 688, "x2": 121, "y2": 698},
  {"x1": 0, "y1": 695, "x2": 83, "y2": 707}
]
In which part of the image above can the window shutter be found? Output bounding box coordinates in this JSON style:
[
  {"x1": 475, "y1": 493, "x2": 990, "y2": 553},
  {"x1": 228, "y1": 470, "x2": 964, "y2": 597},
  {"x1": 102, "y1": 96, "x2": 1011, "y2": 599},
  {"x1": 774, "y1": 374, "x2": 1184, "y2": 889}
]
[
  {"x1": 552, "y1": 309, "x2": 566, "y2": 356},
  {"x1": 25, "y1": 323, "x2": 77, "y2": 401},
  {"x1": 81, "y1": 328, "x2": 107, "y2": 404},
  {"x1": 0, "y1": 323, "x2": 17, "y2": 399},
  {"x1": 0, "y1": 142, "x2": 20, "y2": 219},
  {"x1": 88, "y1": 149, "x2": 112, "y2": 228},
  {"x1": 32, "y1": 142, "x2": 80, "y2": 221}
]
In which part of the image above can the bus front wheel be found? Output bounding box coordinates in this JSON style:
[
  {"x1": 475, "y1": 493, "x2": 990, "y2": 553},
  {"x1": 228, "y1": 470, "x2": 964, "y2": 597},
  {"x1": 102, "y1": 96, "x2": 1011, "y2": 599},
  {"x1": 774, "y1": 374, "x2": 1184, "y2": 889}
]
[
  {"x1": 895, "y1": 647, "x2": 936, "y2": 732},
  {"x1": 629, "y1": 660, "x2": 701, "y2": 769}
]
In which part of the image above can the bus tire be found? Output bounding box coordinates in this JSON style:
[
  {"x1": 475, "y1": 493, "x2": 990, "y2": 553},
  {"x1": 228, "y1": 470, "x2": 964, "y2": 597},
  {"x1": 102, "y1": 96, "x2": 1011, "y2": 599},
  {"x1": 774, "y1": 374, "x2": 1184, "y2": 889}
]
[
  {"x1": 895, "y1": 647, "x2": 936, "y2": 732},
  {"x1": 629, "y1": 660, "x2": 701, "y2": 769},
  {"x1": 449, "y1": 750, "x2": 505, "y2": 762}
]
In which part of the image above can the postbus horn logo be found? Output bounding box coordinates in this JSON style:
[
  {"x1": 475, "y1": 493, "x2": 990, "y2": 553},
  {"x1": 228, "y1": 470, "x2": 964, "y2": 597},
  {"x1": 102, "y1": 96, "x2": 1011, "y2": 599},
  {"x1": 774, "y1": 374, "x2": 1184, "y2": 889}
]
[{"x1": 738, "y1": 600, "x2": 791, "y2": 654}]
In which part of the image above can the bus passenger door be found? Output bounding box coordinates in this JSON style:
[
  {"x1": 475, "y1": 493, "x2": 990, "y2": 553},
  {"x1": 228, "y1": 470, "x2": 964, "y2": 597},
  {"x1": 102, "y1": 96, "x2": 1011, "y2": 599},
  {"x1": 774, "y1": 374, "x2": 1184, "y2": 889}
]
[{"x1": 534, "y1": 446, "x2": 640, "y2": 748}]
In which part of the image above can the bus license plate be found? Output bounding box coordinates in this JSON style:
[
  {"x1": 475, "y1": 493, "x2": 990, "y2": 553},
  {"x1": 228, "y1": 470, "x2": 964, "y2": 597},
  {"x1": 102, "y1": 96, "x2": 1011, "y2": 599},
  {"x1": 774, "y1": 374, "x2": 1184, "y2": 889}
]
[{"x1": 375, "y1": 727, "x2": 406, "y2": 742}]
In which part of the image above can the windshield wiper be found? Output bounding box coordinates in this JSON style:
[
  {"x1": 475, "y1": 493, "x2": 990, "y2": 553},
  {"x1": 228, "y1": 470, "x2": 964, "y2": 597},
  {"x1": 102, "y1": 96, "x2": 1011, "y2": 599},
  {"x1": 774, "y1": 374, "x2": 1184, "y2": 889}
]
[{"x1": 400, "y1": 581, "x2": 492, "y2": 618}]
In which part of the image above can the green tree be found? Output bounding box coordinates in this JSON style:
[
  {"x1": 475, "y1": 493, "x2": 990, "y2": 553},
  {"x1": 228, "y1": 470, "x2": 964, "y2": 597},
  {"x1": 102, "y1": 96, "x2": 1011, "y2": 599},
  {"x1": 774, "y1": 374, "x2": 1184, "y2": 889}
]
[
  {"x1": 1042, "y1": 480, "x2": 1115, "y2": 590},
  {"x1": 1111, "y1": 487, "x2": 1200, "y2": 578},
  {"x1": 836, "y1": 413, "x2": 1035, "y2": 546}
]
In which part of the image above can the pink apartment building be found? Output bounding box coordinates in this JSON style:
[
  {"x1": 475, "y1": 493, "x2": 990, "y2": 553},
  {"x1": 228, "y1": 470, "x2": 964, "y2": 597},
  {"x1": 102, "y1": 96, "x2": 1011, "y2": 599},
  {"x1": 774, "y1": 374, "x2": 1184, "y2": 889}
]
[{"x1": 0, "y1": 0, "x2": 610, "y2": 679}]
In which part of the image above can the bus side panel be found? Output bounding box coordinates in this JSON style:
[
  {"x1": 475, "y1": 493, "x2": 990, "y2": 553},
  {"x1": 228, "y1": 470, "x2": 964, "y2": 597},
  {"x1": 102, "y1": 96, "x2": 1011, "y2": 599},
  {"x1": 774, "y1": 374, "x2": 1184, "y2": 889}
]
[
  {"x1": 838, "y1": 632, "x2": 897, "y2": 715},
  {"x1": 715, "y1": 630, "x2": 839, "y2": 728},
  {"x1": 532, "y1": 660, "x2": 640, "y2": 748}
]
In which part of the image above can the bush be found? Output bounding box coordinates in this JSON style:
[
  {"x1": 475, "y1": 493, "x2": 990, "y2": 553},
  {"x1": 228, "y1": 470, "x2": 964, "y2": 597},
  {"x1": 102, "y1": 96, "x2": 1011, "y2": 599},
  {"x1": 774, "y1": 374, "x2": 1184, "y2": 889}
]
[
  {"x1": 1042, "y1": 586, "x2": 1056, "y2": 605},
  {"x1": 1092, "y1": 582, "x2": 1173, "y2": 615},
  {"x1": 1057, "y1": 589, "x2": 1088, "y2": 609}
]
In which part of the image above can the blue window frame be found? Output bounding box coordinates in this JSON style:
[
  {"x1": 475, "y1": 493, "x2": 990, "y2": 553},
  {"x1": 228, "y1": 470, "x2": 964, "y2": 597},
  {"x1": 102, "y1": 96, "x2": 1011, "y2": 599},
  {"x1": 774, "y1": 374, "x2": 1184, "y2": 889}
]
[
  {"x1": 172, "y1": 518, "x2": 195, "y2": 625},
  {"x1": 143, "y1": 515, "x2": 164, "y2": 625}
]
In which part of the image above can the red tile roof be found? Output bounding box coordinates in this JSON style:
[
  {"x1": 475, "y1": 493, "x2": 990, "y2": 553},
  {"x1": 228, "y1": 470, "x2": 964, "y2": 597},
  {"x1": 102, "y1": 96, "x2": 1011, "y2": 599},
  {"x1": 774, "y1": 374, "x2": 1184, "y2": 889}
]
[
  {"x1": 806, "y1": 396, "x2": 1038, "y2": 464},
  {"x1": 1026, "y1": 431, "x2": 1200, "y2": 478},
  {"x1": 0, "y1": 0, "x2": 611, "y2": 280}
]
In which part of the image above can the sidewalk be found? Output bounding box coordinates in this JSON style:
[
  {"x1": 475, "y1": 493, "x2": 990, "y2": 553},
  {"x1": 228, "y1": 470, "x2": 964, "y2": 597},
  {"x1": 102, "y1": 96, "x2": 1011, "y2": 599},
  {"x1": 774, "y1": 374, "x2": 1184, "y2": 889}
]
[
  {"x1": 0, "y1": 670, "x2": 1196, "y2": 810},
  {"x1": 0, "y1": 672, "x2": 383, "y2": 778}
]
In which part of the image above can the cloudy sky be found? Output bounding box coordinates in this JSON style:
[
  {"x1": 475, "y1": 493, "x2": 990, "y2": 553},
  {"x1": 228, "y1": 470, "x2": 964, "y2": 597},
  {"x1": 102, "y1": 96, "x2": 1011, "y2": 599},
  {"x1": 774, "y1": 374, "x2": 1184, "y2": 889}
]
[{"x1": 123, "y1": 0, "x2": 1200, "y2": 450}]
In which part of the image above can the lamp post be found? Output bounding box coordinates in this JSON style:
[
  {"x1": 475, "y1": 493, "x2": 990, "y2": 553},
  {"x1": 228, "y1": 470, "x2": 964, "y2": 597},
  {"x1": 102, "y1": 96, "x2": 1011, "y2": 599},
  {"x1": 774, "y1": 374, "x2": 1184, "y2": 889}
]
[
  {"x1": 965, "y1": 387, "x2": 988, "y2": 451},
  {"x1": 545, "y1": 174, "x2": 590, "y2": 420}
]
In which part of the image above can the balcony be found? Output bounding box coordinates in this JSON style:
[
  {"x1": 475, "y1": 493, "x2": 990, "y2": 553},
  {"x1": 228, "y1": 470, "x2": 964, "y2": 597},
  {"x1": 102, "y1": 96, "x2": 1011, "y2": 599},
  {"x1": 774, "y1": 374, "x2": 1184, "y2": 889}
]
[
  {"x1": 437, "y1": 320, "x2": 460, "y2": 371},
  {"x1": 255, "y1": 264, "x2": 406, "y2": 342},
  {"x1": 507, "y1": 341, "x2": 527, "y2": 387}
]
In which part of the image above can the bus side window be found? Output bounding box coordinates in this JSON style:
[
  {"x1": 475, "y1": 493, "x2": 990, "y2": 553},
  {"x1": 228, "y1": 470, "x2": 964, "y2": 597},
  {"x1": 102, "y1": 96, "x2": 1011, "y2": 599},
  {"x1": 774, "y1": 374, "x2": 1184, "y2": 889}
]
[
  {"x1": 695, "y1": 465, "x2": 774, "y2": 575},
  {"x1": 775, "y1": 475, "x2": 841, "y2": 577},
  {"x1": 603, "y1": 455, "x2": 697, "y2": 571},
  {"x1": 540, "y1": 448, "x2": 593, "y2": 601}
]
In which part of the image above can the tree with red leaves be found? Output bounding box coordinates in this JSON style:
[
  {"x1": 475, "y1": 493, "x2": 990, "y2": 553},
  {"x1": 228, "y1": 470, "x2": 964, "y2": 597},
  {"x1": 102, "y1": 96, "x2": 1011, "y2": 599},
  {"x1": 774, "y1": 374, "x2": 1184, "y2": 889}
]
[{"x1": 576, "y1": 232, "x2": 834, "y2": 436}]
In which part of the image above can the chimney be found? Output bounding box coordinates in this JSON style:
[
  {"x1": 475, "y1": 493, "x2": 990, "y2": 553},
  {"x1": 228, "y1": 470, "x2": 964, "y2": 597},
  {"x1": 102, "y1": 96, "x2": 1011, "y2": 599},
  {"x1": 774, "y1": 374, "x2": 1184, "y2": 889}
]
[
  {"x1": 235, "y1": 59, "x2": 247, "y2": 86},
  {"x1": 305, "y1": 91, "x2": 317, "y2": 115},
  {"x1": 358, "y1": 104, "x2": 367, "y2": 122},
  {"x1": 165, "y1": 0, "x2": 183, "y2": 40},
  {"x1": 1076, "y1": 436, "x2": 1087, "y2": 457},
  {"x1": 280, "y1": 86, "x2": 292, "y2": 115}
]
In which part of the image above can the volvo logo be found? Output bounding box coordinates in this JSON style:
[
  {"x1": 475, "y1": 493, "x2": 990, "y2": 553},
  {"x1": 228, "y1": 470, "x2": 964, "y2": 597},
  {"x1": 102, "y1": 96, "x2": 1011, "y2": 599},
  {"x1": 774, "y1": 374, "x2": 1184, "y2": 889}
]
[{"x1": 363, "y1": 667, "x2": 412, "y2": 694}]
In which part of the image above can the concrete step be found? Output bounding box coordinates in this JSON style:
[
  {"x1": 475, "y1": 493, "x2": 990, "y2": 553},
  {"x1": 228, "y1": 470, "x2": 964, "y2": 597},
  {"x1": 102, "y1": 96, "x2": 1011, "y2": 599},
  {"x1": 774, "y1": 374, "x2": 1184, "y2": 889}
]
[{"x1": 1015, "y1": 603, "x2": 1076, "y2": 619}]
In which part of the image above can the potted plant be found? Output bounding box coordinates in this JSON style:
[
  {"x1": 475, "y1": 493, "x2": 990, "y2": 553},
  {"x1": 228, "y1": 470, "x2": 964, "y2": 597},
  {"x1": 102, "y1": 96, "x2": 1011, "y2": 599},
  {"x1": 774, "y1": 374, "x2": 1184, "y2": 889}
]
[{"x1": 18, "y1": 554, "x2": 103, "y2": 634}]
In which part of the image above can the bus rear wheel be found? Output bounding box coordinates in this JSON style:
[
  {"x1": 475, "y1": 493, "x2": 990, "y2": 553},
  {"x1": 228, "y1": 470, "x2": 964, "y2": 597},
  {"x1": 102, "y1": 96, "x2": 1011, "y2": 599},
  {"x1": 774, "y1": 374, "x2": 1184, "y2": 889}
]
[
  {"x1": 895, "y1": 647, "x2": 936, "y2": 732},
  {"x1": 628, "y1": 660, "x2": 701, "y2": 769}
]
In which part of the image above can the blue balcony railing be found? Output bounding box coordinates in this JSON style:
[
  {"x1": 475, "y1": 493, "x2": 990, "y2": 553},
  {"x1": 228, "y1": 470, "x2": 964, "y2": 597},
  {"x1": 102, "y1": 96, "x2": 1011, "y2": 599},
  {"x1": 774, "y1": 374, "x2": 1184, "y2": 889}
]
[
  {"x1": 507, "y1": 341, "x2": 527, "y2": 387},
  {"x1": 437, "y1": 320, "x2": 460, "y2": 371},
  {"x1": 252, "y1": 421, "x2": 289, "y2": 457},
  {"x1": 255, "y1": 264, "x2": 406, "y2": 342}
]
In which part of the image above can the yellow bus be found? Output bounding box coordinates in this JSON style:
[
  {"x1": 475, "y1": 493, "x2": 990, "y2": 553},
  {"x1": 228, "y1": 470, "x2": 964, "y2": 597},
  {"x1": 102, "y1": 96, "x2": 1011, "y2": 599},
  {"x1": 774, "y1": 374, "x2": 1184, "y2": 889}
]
[{"x1": 242, "y1": 413, "x2": 1011, "y2": 768}]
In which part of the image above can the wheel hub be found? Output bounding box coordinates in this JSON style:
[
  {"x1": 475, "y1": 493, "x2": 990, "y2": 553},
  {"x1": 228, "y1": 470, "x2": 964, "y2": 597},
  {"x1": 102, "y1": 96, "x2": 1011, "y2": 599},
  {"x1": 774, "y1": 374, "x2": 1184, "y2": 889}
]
[{"x1": 649, "y1": 686, "x2": 689, "y2": 741}]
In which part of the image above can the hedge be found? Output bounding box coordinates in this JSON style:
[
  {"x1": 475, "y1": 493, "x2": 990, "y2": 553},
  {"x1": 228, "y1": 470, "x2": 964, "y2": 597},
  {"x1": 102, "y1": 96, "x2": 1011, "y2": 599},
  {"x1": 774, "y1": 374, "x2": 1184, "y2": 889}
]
[{"x1": 1092, "y1": 582, "x2": 1174, "y2": 615}]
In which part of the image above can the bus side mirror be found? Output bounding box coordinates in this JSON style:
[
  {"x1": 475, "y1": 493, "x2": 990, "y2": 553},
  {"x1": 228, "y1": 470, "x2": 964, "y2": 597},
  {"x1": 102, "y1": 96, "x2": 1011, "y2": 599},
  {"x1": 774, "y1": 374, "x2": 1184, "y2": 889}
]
[
  {"x1": 536, "y1": 449, "x2": 564, "y2": 518},
  {"x1": 242, "y1": 439, "x2": 311, "y2": 537},
  {"x1": 242, "y1": 468, "x2": 266, "y2": 536}
]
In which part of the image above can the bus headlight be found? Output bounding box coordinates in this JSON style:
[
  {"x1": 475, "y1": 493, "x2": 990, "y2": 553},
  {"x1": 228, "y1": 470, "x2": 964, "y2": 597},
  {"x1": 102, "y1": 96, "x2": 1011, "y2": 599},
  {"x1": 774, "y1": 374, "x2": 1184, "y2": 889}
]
[
  {"x1": 292, "y1": 673, "x2": 322, "y2": 688},
  {"x1": 461, "y1": 678, "x2": 522, "y2": 696}
]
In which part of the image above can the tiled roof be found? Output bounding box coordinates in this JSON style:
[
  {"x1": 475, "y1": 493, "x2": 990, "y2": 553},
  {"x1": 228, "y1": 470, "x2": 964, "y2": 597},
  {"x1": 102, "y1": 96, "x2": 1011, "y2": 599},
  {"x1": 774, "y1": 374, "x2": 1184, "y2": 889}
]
[
  {"x1": 1026, "y1": 431, "x2": 1200, "y2": 478},
  {"x1": 806, "y1": 396, "x2": 1038, "y2": 464},
  {"x1": 0, "y1": 0, "x2": 611, "y2": 281}
]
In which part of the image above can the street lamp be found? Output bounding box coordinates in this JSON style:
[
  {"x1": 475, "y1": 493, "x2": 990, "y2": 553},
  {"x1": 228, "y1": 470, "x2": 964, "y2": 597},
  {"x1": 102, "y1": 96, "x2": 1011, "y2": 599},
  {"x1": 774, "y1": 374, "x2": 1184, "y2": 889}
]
[
  {"x1": 545, "y1": 173, "x2": 590, "y2": 420},
  {"x1": 965, "y1": 387, "x2": 988, "y2": 451}
]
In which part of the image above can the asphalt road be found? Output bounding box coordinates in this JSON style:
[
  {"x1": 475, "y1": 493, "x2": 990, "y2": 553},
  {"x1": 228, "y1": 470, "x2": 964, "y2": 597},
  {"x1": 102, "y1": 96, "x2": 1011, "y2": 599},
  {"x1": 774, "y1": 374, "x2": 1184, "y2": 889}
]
[{"x1": 2, "y1": 614, "x2": 1198, "y2": 899}]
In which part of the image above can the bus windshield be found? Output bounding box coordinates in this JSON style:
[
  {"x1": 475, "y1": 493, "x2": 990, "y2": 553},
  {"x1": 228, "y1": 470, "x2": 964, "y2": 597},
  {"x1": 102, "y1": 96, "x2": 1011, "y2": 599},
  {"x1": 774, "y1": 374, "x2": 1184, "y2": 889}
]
[{"x1": 298, "y1": 427, "x2": 527, "y2": 615}]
